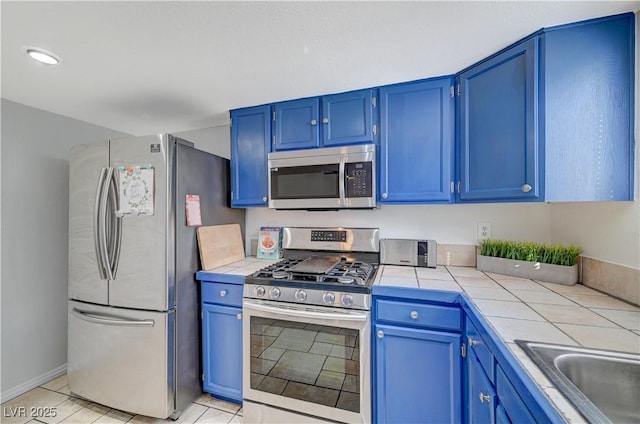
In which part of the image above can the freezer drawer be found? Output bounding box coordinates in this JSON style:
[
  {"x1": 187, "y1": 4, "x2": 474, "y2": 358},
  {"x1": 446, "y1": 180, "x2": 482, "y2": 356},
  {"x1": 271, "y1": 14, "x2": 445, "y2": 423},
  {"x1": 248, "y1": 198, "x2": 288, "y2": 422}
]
[{"x1": 67, "y1": 301, "x2": 175, "y2": 418}]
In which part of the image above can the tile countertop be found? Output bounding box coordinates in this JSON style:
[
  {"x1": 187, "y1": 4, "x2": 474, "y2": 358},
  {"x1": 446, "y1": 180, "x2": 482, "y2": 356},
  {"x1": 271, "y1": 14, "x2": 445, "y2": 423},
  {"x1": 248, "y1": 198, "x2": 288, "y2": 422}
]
[
  {"x1": 196, "y1": 257, "x2": 279, "y2": 284},
  {"x1": 375, "y1": 264, "x2": 640, "y2": 424},
  {"x1": 198, "y1": 259, "x2": 640, "y2": 423}
]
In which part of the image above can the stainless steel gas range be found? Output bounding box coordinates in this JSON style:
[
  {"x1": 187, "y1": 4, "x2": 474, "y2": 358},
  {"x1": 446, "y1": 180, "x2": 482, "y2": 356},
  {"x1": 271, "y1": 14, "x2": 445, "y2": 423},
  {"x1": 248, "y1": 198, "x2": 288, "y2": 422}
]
[{"x1": 242, "y1": 227, "x2": 380, "y2": 424}]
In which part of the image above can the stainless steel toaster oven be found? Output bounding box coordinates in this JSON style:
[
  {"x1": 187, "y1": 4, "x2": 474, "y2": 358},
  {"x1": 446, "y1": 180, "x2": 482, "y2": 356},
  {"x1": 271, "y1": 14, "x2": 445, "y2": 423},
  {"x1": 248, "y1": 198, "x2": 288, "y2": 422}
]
[{"x1": 379, "y1": 239, "x2": 437, "y2": 268}]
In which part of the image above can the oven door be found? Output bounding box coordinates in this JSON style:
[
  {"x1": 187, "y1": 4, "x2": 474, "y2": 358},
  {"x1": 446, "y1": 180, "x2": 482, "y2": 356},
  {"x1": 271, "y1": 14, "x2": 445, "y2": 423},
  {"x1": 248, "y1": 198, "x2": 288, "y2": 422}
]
[{"x1": 243, "y1": 298, "x2": 371, "y2": 424}]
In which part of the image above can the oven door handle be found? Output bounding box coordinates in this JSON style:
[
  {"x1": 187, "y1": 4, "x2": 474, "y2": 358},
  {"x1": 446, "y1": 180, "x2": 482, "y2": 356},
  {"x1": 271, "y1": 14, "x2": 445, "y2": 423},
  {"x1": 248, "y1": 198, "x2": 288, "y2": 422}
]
[{"x1": 243, "y1": 299, "x2": 368, "y2": 322}]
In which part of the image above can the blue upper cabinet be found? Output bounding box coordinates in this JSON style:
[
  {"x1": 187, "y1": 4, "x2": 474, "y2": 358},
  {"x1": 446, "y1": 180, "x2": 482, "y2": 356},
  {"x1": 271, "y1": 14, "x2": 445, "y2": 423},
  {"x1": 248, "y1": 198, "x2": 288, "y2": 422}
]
[
  {"x1": 457, "y1": 12, "x2": 634, "y2": 203},
  {"x1": 273, "y1": 89, "x2": 376, "y2": 151},
  {"x1": 542, "y1": 13, "x2": 634, "y2": 201},
  {"x1": 379, "y1": 78, "x2": 455, "y2": 203},
  {"x1": 457, "y1": 36, "x2": 540, "y2": 202},
  {"x1": 273, "y1": 98, "x2": 320, "y2": 150},
  {"x1": 230, "y1": 105, "x2": 271, "y2": 207},
  {"x1": 322, "y1": 90, "x2": 375, "y2": 147}
]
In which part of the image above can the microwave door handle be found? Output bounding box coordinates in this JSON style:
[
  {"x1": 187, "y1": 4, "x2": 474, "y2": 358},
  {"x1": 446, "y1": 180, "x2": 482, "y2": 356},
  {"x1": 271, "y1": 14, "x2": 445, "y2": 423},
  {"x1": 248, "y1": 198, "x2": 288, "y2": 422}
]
[{"x1": 339, "y1": 157, "x2": 346, "y2": 207}]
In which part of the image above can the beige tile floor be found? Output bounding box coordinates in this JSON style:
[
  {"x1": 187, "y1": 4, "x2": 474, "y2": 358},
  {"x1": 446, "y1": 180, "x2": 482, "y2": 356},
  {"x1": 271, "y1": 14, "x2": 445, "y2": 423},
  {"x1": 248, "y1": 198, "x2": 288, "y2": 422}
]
[{"x1": 1, "y1": 374, "x2": 243, "y2": 424}]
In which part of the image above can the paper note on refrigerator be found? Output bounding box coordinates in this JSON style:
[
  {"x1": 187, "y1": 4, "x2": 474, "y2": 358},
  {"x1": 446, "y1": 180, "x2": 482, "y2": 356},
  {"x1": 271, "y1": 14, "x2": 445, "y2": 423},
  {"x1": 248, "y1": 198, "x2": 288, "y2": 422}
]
[
  {"x1": 117, "y1": 166, "x2": 155, "y2": 216},
  {"x1": 185, "y1": 194, "x2": 202, "y2": 226}
]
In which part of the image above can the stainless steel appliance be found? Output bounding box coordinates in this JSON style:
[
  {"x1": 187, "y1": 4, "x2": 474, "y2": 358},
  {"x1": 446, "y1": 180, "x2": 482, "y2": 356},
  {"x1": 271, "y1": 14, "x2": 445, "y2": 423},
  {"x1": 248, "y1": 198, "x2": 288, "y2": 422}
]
[
  {"x1": 67, "y1": 134, "x2": 245, "y2": 419},
  {"x1": 242, "y1": 227, "x2": 380, "y2": 424},
  {"x1": 268, "y1": 144, "x2": 376, "y2": 210},
  {"x1": 380, "y1": 238, "x2": 437, "y2": 268}
]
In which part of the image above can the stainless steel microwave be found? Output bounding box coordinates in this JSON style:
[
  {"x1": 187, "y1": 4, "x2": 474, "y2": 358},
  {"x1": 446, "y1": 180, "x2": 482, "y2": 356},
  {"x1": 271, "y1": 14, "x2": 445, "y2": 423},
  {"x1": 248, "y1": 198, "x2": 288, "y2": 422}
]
[{"x1": 268, "y1": 144, "x2": 376, "y2": 210}]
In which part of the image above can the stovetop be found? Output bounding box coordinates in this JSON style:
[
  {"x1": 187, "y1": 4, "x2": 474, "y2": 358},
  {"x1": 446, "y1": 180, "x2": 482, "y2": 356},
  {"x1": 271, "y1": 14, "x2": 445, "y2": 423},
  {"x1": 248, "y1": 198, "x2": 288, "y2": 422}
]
[
  {"x1": 243, "y1": 227, "x2": 380, "y2": 309},
  {"x1": 245, "y1": 256, "x2": 378, "y2": 294}
]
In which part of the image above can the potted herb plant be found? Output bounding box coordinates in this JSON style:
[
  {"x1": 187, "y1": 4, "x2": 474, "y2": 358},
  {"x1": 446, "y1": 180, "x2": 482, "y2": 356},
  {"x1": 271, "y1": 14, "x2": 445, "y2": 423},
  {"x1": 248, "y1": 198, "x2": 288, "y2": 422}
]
[{"x1": 477, "y1": 239, "x2": 582, "y2": 285}]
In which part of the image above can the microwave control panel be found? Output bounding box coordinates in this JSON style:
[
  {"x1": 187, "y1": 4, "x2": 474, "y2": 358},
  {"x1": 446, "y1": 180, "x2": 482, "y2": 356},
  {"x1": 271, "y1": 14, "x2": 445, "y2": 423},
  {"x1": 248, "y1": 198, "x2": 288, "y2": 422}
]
[{"x1": 345, "y1": 162, "x2": 373, "y2": 198}]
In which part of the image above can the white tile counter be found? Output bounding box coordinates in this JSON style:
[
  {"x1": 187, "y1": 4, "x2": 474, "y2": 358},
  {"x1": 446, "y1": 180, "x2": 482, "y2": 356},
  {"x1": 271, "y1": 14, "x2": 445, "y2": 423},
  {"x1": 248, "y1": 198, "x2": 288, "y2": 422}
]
[
  {"x1": 375, "y1": 264, "x2": 640, "y2": 423},
  {"x1": 196, "y1": 257, "x2": 279, "y2": 284}
]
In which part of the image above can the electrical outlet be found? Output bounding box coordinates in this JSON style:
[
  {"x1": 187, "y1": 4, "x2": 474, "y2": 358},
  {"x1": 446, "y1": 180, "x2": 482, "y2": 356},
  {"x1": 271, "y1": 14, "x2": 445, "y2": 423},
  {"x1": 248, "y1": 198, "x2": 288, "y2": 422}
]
[{"x1": 477, "y1": 222, "x2": 492, "y2": 241}]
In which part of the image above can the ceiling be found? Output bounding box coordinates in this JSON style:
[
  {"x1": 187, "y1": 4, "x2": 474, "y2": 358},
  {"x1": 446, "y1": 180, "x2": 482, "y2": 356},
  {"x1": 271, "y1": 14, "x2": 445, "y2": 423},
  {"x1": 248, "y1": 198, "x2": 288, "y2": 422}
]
[{"x1": 2, "y1": 1, "x2": 638, "y2": 136}]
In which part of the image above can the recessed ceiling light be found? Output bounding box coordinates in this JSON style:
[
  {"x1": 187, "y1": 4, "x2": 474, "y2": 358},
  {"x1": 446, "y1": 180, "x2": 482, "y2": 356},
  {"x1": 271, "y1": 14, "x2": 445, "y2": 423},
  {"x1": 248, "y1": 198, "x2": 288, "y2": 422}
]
[{"x1": 24, "y1": 47, "x2": 60, "y2": 65}]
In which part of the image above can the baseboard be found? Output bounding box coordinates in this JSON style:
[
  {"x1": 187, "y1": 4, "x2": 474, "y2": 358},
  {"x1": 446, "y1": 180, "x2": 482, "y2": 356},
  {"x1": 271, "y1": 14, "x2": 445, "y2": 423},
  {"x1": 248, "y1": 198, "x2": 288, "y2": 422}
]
[{"x1": 1, "y1": 363, "x2": 67, "y2": 403}]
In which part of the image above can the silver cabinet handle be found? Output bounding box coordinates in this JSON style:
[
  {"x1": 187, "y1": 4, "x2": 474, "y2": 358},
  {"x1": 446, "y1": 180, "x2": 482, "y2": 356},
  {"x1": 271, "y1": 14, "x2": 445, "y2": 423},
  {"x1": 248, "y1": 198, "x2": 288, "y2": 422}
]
[
  {"x1": 479, "y1": 392, "x2": 491, "y2": 403},
  {"x1": 521, "y1": 184, "x2": 532, "y2": 193},
  {"x1": 381, "y1": 192, "x2": 388, "y2": 199},
  {"x1": 311, "y1": 119, "x2": 317, "y2": 125},
  {"x1": 468, "y1": 337, "x2": 479, "y2": 346},
  {"x1": 410, "y1": 311, "x2": 419, "y2": 319},
  {"x1": 262, "y1": 196, "x2": 268, "y2": 202},
  {"x1": 220, "y1": 290, "x2": 227, "y2": 297},
  {"x1": 322, "y1": 117, "x2": 329, "y2": 124},
  {"x1": 377, "y1": 330, "x2": 384, "y2": 339},
  {"x1": 457, "y1": 181, "x2": 461, "y2": 193},
  {"x1": 236, "y1": 313, "x2": 242, "y2": 320}
]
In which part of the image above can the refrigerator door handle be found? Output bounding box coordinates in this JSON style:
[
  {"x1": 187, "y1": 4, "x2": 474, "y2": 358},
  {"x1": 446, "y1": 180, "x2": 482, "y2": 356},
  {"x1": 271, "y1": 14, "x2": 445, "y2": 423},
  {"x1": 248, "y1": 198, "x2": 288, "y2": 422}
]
[
  {"x1": 94, "y1": 168, "x2": 108, "y2": 280},
  {"x1": 107, "y1": 168, "x2": 122, "y2": 279},
  {"x1": 99, "y1": 167, "x2": 115, "y2": 280},
  {"x1": 71, "y1": 307, "x2": 155, "y2": 327}
]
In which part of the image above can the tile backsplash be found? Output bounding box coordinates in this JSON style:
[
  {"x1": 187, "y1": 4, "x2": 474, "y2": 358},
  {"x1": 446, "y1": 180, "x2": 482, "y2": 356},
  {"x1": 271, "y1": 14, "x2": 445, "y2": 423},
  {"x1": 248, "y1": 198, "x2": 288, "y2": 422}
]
[{"x1": 581, "y1": 257, "x2": 640, "y2": 307}]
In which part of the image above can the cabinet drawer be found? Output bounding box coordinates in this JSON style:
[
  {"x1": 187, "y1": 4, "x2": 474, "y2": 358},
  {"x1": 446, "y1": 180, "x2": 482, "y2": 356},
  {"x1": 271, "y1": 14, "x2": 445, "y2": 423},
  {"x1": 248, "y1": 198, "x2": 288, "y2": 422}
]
[
  {"x1": 202, "y1": 282, "x2": 243, "y2": 307},
  {"x1": 466, "y1": 317, "x2": 495, "y2": 384},
  {"x1": 376, "y1": 300, "x2": 461, "y2": 331}
]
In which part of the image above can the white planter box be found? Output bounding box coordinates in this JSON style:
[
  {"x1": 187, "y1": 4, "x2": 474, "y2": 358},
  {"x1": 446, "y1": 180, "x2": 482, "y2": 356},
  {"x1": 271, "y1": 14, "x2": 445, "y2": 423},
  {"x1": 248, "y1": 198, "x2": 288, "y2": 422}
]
[{"x1": 477, "y1": 255, "x2": 578, "y2": 286}]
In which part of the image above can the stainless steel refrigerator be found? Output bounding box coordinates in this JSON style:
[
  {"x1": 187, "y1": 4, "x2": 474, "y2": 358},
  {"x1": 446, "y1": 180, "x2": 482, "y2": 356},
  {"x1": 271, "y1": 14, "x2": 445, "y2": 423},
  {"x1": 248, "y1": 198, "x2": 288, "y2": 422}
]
[{"x1": 67, "y1": 134, "x2": 245, "y2": 419}]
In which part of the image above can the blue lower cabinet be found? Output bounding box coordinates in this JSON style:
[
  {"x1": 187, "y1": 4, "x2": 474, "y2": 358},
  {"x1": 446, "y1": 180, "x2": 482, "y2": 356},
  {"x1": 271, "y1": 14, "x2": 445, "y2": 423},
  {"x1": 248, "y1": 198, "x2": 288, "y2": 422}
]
[
  {"x1": 467, "y1": 348, "x2": 496, "y2": 424},
  {"x1": 496, "y1": 405, "x2": 512, "y2": 424},
  {"x1": 201, "y1": 281, "x2": 243, "y2": 404},
  {"x1": 495, "y1": 366, "x2": 536, "y2": 424},
  {"x1": 374, "y1": 324, "x2": 462, "y2": 423}
]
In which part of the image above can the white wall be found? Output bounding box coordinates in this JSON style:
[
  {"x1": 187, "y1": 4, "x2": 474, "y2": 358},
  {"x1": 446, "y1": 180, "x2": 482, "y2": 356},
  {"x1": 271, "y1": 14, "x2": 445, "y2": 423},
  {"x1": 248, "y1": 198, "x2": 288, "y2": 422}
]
[
  {"x1": 0, "y1": 99, "x2": 129, "y2": 400},
  {"x1": 174, "y1": 124, "x2": 231, "y2": 159},
  {"x1": 246, "y1": 203, "x2": 553, "y2": 250}
]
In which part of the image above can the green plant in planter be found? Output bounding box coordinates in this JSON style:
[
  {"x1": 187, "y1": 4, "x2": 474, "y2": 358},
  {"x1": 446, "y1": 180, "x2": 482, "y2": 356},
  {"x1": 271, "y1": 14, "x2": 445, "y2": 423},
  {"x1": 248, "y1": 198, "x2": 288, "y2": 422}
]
[{"x1": 480, "y1": 239, "x2": 582, "y2": 266}]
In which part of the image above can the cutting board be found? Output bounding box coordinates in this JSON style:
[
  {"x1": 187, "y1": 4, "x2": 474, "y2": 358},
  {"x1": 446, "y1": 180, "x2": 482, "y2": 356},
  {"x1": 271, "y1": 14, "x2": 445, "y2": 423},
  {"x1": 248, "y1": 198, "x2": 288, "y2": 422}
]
[{"x1": 196, "y1": 224, "x2": 245, "y2": 270}]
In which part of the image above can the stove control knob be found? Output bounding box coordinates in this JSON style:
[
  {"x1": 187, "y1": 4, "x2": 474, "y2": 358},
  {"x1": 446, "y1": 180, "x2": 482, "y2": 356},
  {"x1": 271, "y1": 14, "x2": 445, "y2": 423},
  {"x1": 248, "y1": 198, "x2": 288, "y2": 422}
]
[
  {"x1": 254, "y1": 286, "x2": 266, "y2": 297},
  {"x1": 341, "y1": 294, "x2": 354, "y2": 307},
  {"x1": 322, "y1": 292, "x2": 335, "y2": 305},
  {"x1": 269, "y1": 287, "x2": 281, "y2": 299},
  {"x1": 295, "y1": 290, "x2": 307, "y2": 302}
]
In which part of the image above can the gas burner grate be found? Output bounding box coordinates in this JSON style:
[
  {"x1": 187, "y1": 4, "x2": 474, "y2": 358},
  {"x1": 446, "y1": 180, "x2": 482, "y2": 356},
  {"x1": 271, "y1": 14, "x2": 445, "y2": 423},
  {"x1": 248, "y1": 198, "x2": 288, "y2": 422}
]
[{"x1": 249, "y1": 257, "x2": 377, "y2": 288}]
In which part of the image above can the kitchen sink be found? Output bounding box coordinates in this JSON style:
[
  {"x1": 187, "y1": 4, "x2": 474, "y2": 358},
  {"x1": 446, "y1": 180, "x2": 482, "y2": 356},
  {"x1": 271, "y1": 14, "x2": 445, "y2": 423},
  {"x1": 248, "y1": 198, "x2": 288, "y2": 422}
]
[{"x1": 515, "y1": 340, "x2": 640, "y2": 424}]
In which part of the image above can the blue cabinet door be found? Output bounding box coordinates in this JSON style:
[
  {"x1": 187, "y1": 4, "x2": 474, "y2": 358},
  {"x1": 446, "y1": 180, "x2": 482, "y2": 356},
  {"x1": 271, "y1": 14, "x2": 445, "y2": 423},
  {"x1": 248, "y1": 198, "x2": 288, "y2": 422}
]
[
  {"x1": 273, "y1": 98, "x2": 320, "y2": 150},
  {"x1": 374, "y1": 324, "x2": 462, "y2": 423},
  {"x1": 543, "y1": 13, "x2": 634, "y2": 201},
  {"x1": 322, "y1": 89, "x2": 375, "y2": 147},
  {"x1": 230, "y1": 105, "x2": 271, "y2": 207},
  {"x1": 467, "y1": 349, "x2": 496, "y2": 424},
  {"x1": 458, "y1": 37, "x2": 540, "y2": 202},
  {"x1": 379, "y1": 78, "x2": 455, "y2": 203},
  {"x1": 202, "y1": 303, "x2": 243, "y2": 403}
]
